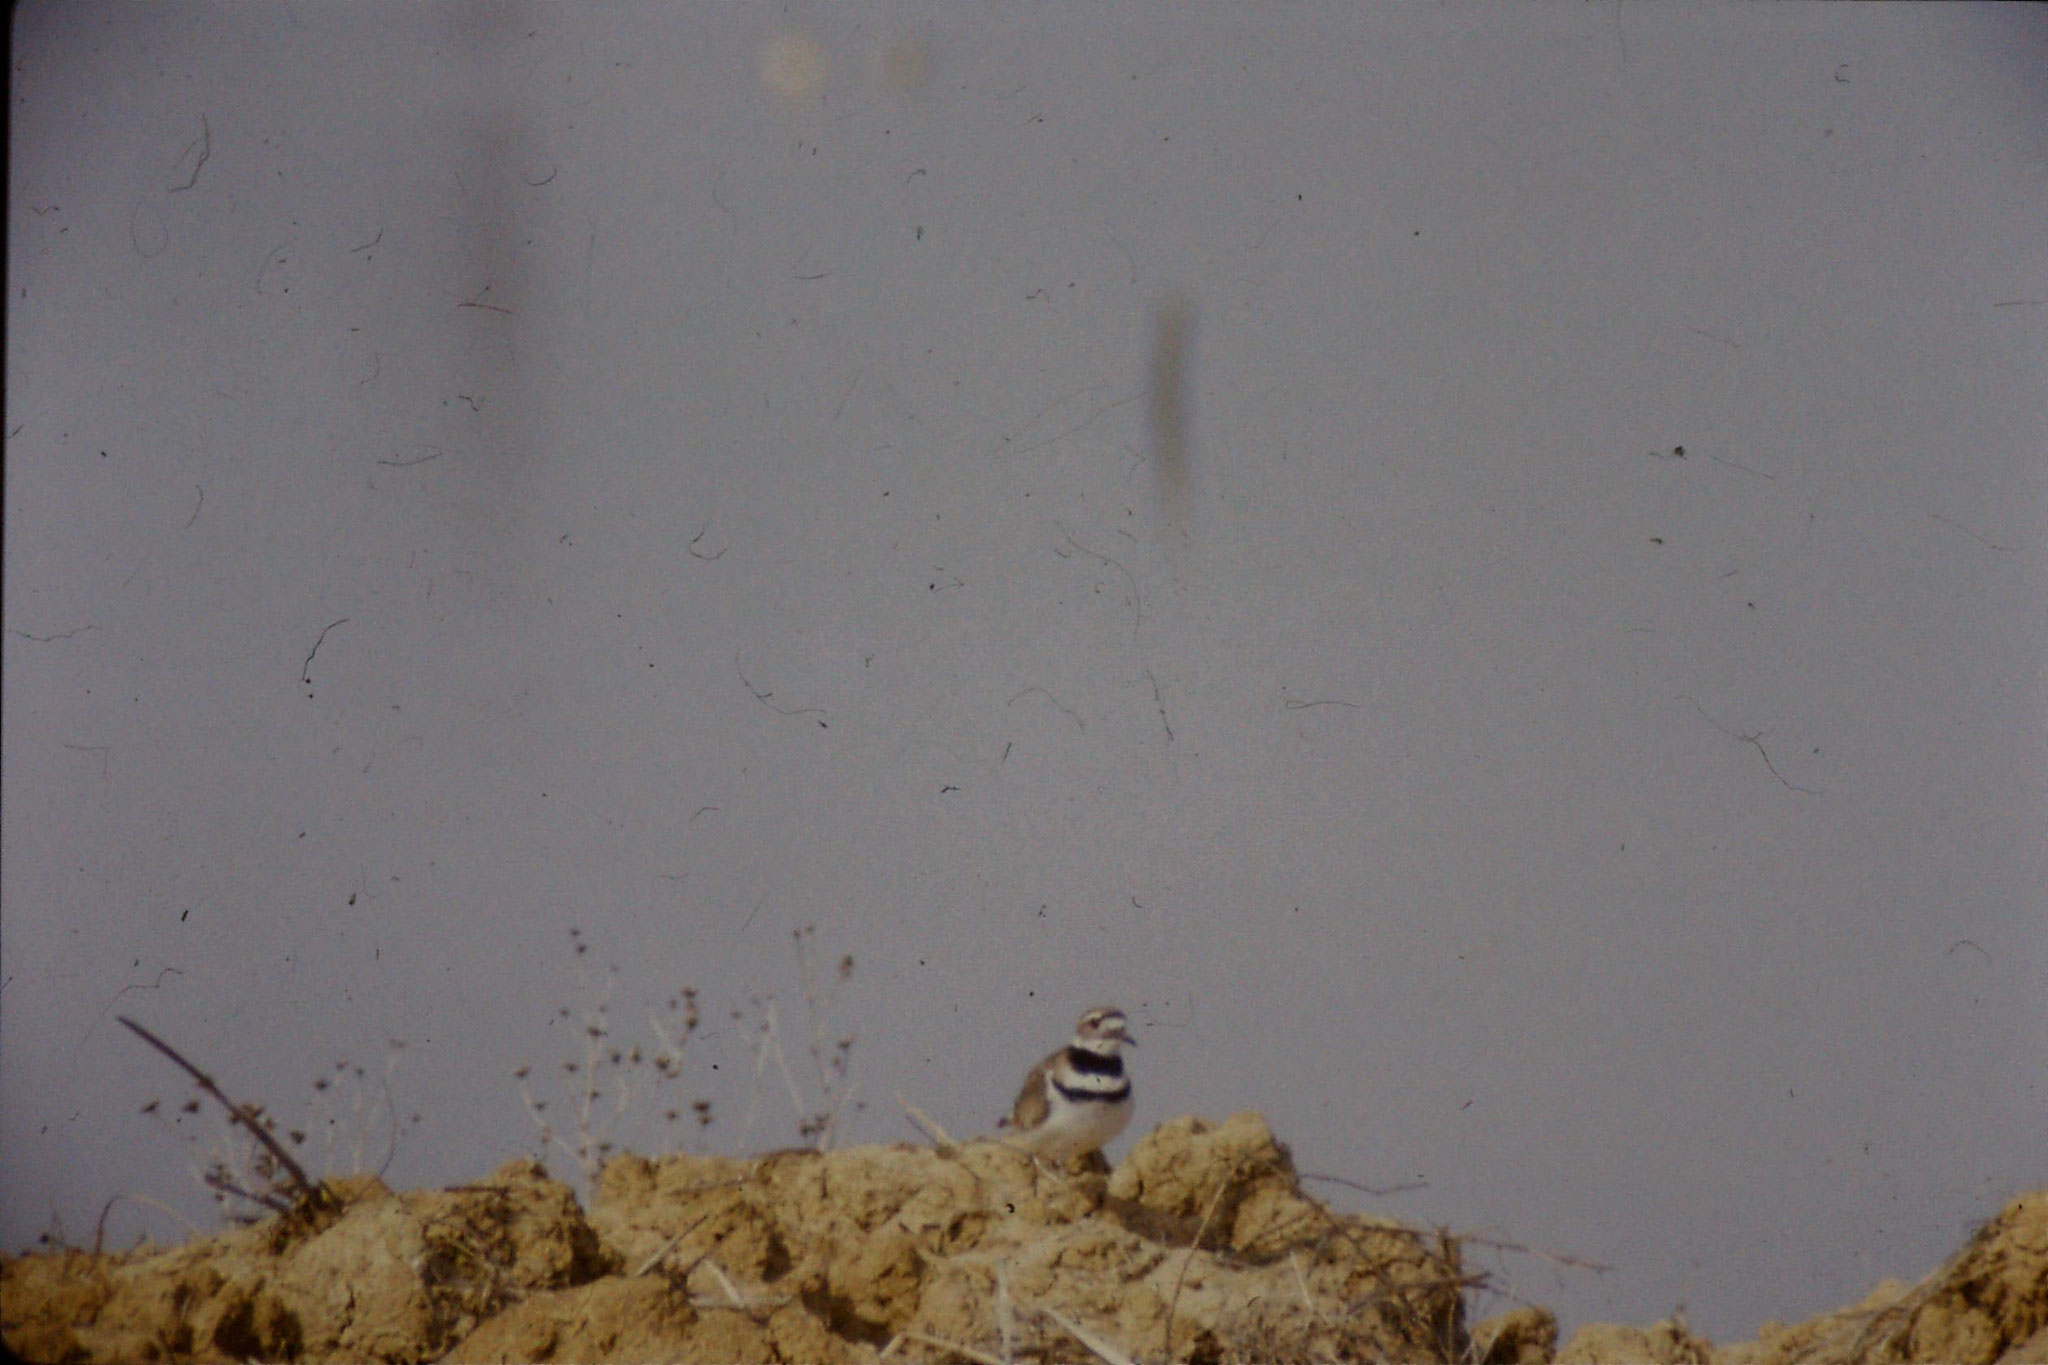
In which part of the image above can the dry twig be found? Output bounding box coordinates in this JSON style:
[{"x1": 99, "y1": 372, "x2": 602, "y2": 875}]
[{"x1": 118, "y1": 1017, "x2": 329, "y2": 1214}]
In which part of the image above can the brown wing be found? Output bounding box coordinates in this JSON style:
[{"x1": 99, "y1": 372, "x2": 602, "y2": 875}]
[{"x1": 1001, "y1": 1053, "x2": 1054, "y2": 1130}]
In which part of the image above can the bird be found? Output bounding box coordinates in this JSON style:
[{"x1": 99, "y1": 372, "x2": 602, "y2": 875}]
[{"x1": 998, "y1": 1006, "x2": 1135, "y2": 1163}]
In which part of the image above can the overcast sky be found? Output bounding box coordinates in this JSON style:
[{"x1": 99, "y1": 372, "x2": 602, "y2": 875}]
[{"x1": 6, "y1": 3, "x2": 2044, "y2": 1342}]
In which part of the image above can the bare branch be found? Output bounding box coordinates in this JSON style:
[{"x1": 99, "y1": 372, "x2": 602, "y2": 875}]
[{"x1": 117, "y1": 1017, "x2": 326, "y2": 1208}]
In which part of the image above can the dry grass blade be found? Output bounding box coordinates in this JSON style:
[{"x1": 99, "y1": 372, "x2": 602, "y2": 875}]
[
  {"x1": 993, "y1": 1259, "x2": 1016, "y2": 1365},
  {"x1": 897, "y1": 1089, "x2": 957, "y2": 1151},
  {"x1": 1164, "y1": 1171, "x2": 1232, "y2": 1360},
  {"x1": 93, "y1": 1192, "x2": 203, "y2": 1254},
  {"x1": 880, "y1": 1328, "x2": 1010, "y2": 1365},
  {"x1": 1287, "y1": 1248, "x2": 1319, "y2": 1315},
  {"x1": 697, "y1": 1255, "x2": 749, "y2": 1308},
  {"x1": 1038, "y1": 1304, "x2": 1137, "y2": 1365},
  {"x1": 630, "y1": 1198, "x2": 733, "y2": 1278}
]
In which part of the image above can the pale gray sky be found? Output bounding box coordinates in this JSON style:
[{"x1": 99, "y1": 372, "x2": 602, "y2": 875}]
[{"x1": 5, "y1": 3, "x2": 2044, "y2": 1341}]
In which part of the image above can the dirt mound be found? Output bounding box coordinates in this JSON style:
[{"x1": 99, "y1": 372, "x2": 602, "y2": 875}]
[
  {"x1": 7, "y1": 1118, "x2": 2040, "y2": 1364},
  {"x1": 1, "y1": 1157, "x2": 606, "y2": 1364},
  {"x1": 2, "y1": 1113, "x2": 1464, "y2": 1363},
  {"x1": 1550, "y1": 1189, "x2": 2047, "y2": 1365}
]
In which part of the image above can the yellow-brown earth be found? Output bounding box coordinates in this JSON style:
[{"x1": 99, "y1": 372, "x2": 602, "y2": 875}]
[{"x1": 4, "y1": 1113, "x2": 2042, "y2": 1364}]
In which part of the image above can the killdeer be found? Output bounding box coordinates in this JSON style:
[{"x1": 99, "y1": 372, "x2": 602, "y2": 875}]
[{"x1": 999, "y1": 1006, "x2": 1135, "y2": 1162}]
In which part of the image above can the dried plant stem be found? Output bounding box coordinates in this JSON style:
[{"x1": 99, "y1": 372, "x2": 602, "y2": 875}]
[
  {"x1": 1287, "y1": 1249, "x2": 1320, "y2": 1316},
  {"x1": 631, "y1": 1199, "x2": 733, "y2": 1278},
  {"x1": 880, "y1": 1329, "x2": 1010, "y2": 1365},
  {"x1": 698, "y1": 1256, "x2": 749, "y2": 1308},
  {"x1": 896, "y1": 1090, "x2": 956, "y2": 1151},
  {"x1": 1038, "y1": 1305, "x2": 1137, "y2": 1365},
  {"x1": 118, "y1": 1017, "x2": 326, "y2": 1210},
  {"x1": 993, "y1": 1260, "x2": 1016, "y2": 1365},
  {"x1": 94, "y1": 1192, "x2": 204, "y2": 1253},
  {"x1": 1164, "y1": 1172, "x2": 1233, "y2": 1360}
]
